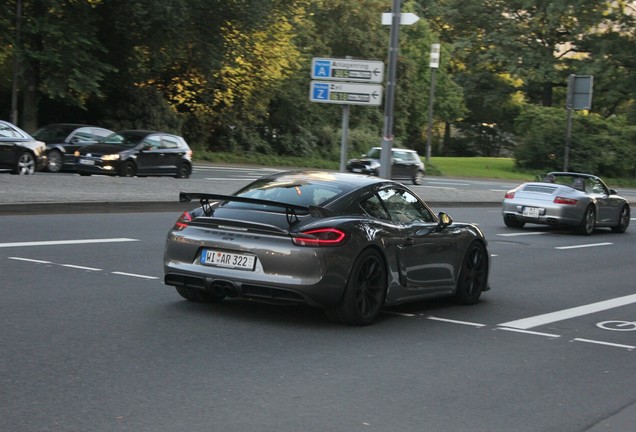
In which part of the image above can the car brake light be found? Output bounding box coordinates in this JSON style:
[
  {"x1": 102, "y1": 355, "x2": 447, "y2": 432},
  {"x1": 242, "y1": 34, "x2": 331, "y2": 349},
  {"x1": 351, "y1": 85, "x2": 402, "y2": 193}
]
[
  {"x1": 554, "y1": 196, "x2": 578, "y2": 205},
  {"x1": 504, "y1": 192, "x2": 515, "y2": 199},
  {"x1": 291, "y1": 228, "x2": 347, "y2": 246},
  {"x1": 174, "y1": 211, "x2": 193, "y2": 230}
]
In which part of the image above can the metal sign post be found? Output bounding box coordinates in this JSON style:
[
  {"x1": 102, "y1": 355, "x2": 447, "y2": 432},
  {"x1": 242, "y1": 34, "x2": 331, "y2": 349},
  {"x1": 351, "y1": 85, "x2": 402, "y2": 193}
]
[
  {"x1": 379, "y1": 0, "x2": 402, "y2": 180},
  {"x1": 425, "y1": 43, "x2": 440, "y2": 163},
  {"x1": 564, "y1": 74, "x2": 593, "y2": 171},
  {"x1": 309, "y1": 57, "x2": 385, "y2": 172}
]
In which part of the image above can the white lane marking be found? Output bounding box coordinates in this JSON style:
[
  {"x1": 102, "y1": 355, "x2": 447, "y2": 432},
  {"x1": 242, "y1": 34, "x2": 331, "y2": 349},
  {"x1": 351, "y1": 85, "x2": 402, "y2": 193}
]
[
  {"x1": 556, "y1": 242, "x2": 613, "y2": 250},
  {"x1": 427, "y1": 316, "x2": 486, "y2": 327},
  {"x1": 572, "y1": 338, "x2": 635, "y2": 351},
  {"x1": 497, "y1": 232, "x2": 546, "y2": 237},
  {"x1": 111, "y1": 271, "x2": 158, "y2": 280},
  {"x1": 490, "y1": 189, "x2": 508, "y2": 192},
  {"x1": 0, "y1": 238, "x2": 139, "y2": 248},
  {"x1": 383, "y1": 311, "x2": 417, "y2": 317},
  {"x1": 8, "y1": 256, "x2": 155, "y2": 279},
  {"x1": 9, "y1": 257, "x2": 51, "y2": 264},
  {"x1": 61, "y1": 264, "x2": 101, "y2": 271},
  {"x1": 498, "y1": 293, "x2": 636, "y2": 330},
  {"x1": 496, "y1": 327, "x2": 561, "y2": 338}
]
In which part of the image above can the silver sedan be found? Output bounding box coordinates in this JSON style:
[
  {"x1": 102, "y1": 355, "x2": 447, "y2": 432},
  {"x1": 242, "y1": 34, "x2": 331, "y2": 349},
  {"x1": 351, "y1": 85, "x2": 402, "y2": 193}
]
[{"x1": 502, "y1": 172, "x2": 630, "y2": 235}]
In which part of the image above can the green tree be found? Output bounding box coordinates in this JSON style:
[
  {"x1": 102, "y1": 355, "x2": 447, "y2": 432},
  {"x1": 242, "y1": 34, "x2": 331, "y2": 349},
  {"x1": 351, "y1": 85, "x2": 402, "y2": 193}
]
[{"x1": 1, "y1": 0, "x2": 114, "y2": 131}]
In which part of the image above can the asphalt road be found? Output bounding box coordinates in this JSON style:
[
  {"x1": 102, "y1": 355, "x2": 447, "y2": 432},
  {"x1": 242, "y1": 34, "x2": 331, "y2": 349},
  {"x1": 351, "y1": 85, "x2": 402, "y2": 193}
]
[{"x1": 2, "y1": 207, "x2": 636, "y2": 432}]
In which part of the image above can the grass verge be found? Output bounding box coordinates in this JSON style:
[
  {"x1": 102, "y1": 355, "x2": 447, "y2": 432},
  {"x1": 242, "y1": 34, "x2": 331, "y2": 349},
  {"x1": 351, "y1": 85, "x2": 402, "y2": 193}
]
[{"x1": 195, "y1": 151, "x2": 636, "y2": 187}]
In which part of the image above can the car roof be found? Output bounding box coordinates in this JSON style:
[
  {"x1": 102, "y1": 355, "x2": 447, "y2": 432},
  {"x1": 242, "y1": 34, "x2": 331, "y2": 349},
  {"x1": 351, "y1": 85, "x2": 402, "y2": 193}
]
[
  {"x1": 370, "y1": 146, "x2": 417, "y2": 153},
  {"x1": 257, "y1": 170, "x2": 399, "y2": 191}
]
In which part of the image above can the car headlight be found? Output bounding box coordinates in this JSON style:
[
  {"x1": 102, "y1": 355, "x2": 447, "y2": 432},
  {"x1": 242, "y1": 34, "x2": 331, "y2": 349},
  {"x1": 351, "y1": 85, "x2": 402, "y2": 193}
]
[
  {"x1": 101, "y1": 154, "x2": 120, "y2": 161},
  {"x1": 369, "y1": 161, "x2": 380, "y2": 169}
]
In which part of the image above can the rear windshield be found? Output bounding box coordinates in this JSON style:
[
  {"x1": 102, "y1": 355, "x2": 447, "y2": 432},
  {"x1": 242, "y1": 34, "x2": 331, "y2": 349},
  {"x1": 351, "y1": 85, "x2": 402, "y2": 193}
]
[{"x1": 231, "y1": 174, "x2": 346, "y2": 208}]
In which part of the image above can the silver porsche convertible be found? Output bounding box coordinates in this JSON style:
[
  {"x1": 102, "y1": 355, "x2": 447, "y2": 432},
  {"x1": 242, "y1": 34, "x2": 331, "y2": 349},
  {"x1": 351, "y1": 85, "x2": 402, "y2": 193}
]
[
  {"x1": 502, "y1": 172, "x2": 630, "y2": 235},
  {"x1": 164, "y1": 171, "x2": 491, "y2": 325}
]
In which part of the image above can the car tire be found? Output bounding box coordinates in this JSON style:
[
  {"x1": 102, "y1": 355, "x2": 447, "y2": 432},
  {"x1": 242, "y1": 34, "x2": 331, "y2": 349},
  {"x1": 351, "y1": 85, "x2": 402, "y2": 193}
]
[
  {"x1": 120, "y1": 161, "x2": 136, "y2": 177},
  {"x1": 13, "y1": 151, "x2": 36, "y2": 175},
  {"x1": 175, "y1": 162, "x2": 192, "y2": 179},
  {"x1": 329, "y1": 248, "x2": 387, "y2": 326},
  {"x1": 454, "y1": 241, "x2": 488, "y2": 305},
  {"x1": 175, "y1": 286, "x2": 225, "y2": 303},
  {"x1": 611, "y1": 204, "x2": 630, "y2": 233},
  {"x1": 412, "y1": 170, "x2": 424, "y2": 185},
  {"x1": 577, "y1": 205, "x2": 596, "y2": 235},
  {"x1": 504, "y1": 217, "x2": 525, "y2": 228},
  {"x1": 47, "y1": 149, "x2": 63, "y2": 173}
]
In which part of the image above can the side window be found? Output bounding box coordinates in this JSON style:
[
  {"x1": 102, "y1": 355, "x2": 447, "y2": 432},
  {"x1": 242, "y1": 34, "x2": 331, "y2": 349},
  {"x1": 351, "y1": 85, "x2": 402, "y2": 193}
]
[
  {"x1": 162, "y1": 136, "x2": 180, "y2": 149},
  {"x1": 588, "y1": 178, "x2": 606, "y2": 194},
  {"x1": 0, "y1": 124, "x2": 20, "y2": 138},
  {"x1": 378, "y1": 188, "x2": 434, "y2": 224},
  {"x1": 94, "y1": 128, "x2": 113, "y2": 140},
  {"x1": 73, "y1": 128, "x2": 94, "y2": 141},
  {"x1": 142, "y1": 135, "x2": 161, "y2": 150},
  {"x1": 360, "y1": 194, "x2": 390, "y2": 220}
]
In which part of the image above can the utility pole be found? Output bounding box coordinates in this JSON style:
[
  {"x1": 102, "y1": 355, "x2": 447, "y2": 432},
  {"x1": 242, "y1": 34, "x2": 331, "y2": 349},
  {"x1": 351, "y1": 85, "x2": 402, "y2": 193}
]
[
  {"x1": 379, "y1": 0, "x2": 402, "y2": 179},
  {"x1": 10, "y1": 0, "x2": 22, "y2": 125}
]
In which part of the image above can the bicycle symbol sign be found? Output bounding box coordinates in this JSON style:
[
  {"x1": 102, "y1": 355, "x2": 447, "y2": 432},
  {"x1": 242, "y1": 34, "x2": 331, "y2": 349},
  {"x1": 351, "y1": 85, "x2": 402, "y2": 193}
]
[{"x1": 596, "y1": 320, "x2": 636, "y2": 331}]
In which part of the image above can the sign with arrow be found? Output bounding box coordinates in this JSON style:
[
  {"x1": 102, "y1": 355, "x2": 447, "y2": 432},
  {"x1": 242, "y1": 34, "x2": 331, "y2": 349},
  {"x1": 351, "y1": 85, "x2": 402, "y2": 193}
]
[
  {"x1": 311, "y1": 58, "x2": 384, "y2": 83},
  {"x1": 381, "y1": 12, "x2": 420, "y2": 25},
  {"x1": 310, "y1": 81, "x2": 383, "y2": 106}
]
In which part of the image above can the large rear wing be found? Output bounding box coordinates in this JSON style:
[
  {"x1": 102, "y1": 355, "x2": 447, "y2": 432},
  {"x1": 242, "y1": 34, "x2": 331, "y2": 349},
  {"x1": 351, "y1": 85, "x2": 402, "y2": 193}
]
[{"x1": 179, "y1": 192, "x2": 332, "y2": 225}]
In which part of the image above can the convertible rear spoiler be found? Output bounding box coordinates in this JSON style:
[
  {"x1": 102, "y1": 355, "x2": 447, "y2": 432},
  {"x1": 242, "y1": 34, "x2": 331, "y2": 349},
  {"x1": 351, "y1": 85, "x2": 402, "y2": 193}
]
[{"x1": 179, "y1": 192, "x2": 332, "y2": 224}]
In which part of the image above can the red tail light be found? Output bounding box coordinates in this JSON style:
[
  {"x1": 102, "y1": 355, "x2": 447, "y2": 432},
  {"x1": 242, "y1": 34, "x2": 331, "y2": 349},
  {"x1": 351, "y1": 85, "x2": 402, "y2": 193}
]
[
  {"x1": 554, "y1": 196, "x2": 578, "y2": 205},
  {"x1": 504, "y1": 192, "x2": 515, "y2": 199},
  {"x1": 174, "y1": 211, "x2": 193, "y2": 230},
  {"x1": 291, "y1": 228, "x2": 347, "y2": 246}
]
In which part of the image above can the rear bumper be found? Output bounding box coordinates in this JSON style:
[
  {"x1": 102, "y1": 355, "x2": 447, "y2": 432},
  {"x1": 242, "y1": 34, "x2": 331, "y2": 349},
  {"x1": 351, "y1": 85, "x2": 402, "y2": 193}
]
[{"x1": 502, "y1": 200, "x2": 582, "y2": 226}]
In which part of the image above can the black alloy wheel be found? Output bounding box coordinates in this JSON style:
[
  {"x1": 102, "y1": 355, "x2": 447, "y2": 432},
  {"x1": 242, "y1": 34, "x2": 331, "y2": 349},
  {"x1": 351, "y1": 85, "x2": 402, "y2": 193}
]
[
  {"x1": 330, "y1": 248, "x2": 387, "y2": 326},
  {"x1": 413, "y1": 170, "x2": 424, "y2": 185},
  {"x1": 120, "y1": 161, "x2": 136, "y2": 177},
  {"x1": 47, "y1": 149, "x2": 63, "y2": 173},
  {"x1": 504, "y1": 217, "x2": 525, "y2": 228},
  {"x1": 176, "y1": 162, "x2": 192, "y2": 179},
  {"x1": 577, "y1": 205, "x2": 596, "y2": 235},
  {"x1": 14, "y1": 152, "x2": 36, "y2": 175},
  {"x1": 611, "y1": 205, "x2": 630, "y2": 233},
  {"x1": 455, "y1": 241, "x2": 488, "y2": 305}
]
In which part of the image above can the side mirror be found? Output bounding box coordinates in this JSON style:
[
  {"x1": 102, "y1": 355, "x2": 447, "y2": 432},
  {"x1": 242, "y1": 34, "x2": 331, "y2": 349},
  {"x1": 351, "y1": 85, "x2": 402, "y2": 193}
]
[
  {"x1": 609, "y1": 188, "x2": 617, "y2": 195},
  {"x1": 437, "y1": 212, "x2": 453, "y2": 230}
]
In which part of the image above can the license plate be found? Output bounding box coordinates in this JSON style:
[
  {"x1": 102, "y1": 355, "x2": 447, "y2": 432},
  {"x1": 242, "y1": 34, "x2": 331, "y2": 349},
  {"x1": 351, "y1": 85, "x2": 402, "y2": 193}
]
[
  {"x1": 79, "y1": 159, "x2": 95, "y2": 166},
  {"x1": 523, "y1": 206, "x2": 540, "y2": 218},
  {"x1": 352, "y1": 168, "x2": 362, "y2": 173},
  {"x1": 200, "y1": 249, "x2": 256, "y2": 271}
]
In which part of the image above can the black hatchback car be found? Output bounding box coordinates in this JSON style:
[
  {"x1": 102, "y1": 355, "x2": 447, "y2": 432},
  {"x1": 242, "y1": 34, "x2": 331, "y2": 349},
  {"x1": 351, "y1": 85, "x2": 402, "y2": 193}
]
[
  {"x1": 75, "y1": 130, "x2": 193, "y2": 178},
  {"x1": 32, "y1": 123, "x2": 114, "y2": 173},
  {"x1": 346, "y1": 147, "x2": 425, "y2": 185}
]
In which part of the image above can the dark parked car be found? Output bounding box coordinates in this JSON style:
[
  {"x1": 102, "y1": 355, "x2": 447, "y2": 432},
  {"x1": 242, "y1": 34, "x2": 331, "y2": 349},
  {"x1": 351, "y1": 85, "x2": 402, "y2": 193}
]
[
  {"x1": 0, "y1": 120, "x2": 47, "y2": 175},
  {"x1": 164, "y1": 171, "x2": 490, "y2": 325},
  {"x1": 346, "y1": 147, "x2": 425, "y2": 185},
  {"x1": 75, "y1": 130, "x2": 193, "y2": 178},
  {"x1": 32, "y1": 123, "x2": 114, "y2": 172}
]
